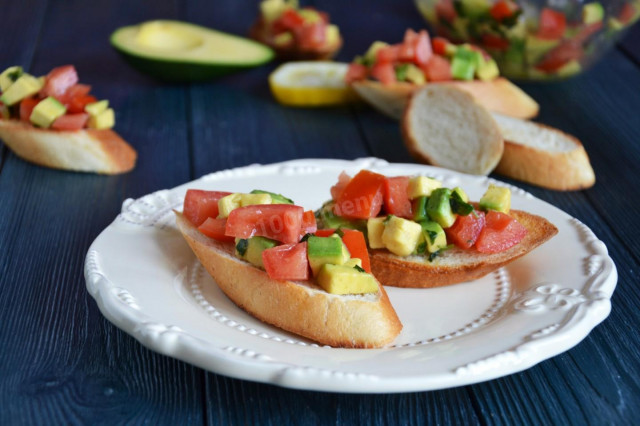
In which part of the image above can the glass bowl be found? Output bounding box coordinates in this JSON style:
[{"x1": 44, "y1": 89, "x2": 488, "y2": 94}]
[{"x1": 415, "y1": 0, "x2": 639, "y2": 80}]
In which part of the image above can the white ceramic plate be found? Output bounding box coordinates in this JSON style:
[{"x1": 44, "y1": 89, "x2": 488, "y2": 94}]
[{"x1": 84, "y1": 158, "x2": 617, "y2": 393}]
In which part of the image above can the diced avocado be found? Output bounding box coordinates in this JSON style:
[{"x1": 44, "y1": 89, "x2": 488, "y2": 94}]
[
  {"x1": 218, "y1": 193, "x2": 242, "y2": 218},
  {"x1": 236, "y1": 236, "x2": 278, "y2": 268},
  {"x1": 307, "y1": 235, "x2": 350, "y2": 276},
  {"x1": 30, "y1": 97, "x2": 66, "y2": 128},
  {"x1": 458, "y1": 0, "x2": 492, "y2": 18},
  {"x1": 325, "y1": 24, "x2": 340, "y2": 46},
  {"x1": 452, "y1": 187, "x2": 469, "y2": 202},
  {"x1": 607, "y1": 17, "x2": 625, "y2": 30},
  {"x1": 426, "y1": 188, "x2": 456, "y2": 228},
  {"x1": 405, "y1": 64, "x2": 426, "y2": 84},
  {"x1": 87, "y1": 108, "x2": 115, "y2": 130},
  {"x1": 0, "y1": 74, "x2": 43, "y2": 106},
  {"x1": 273, "y1": 32, "x2": 293, "y2": 47},
  {"x1": 250, "y1": 189, "x2": 293, "y2": 204},
  {"x1": 367, "y1": 216, "x2": 386, "y2": 249},
  {"x1": 525, "y1": 35, "x2": 559, "y2": 65},
  {"x1": 450, "y1": 189, "x2": 474, "y2": 216},
  {"x1": 317, "y1": 202, "x2": 367, "y2": 232},
  {"x1": 412, "y1": 196, "x2": 429, "y2": 222},
  {"x1": 316, "y1": 263, "x2": 378, "y2": 295},
  {"x1": 419, "y1": 220, "x2": 447, "y2": 253},
  {"x1": 407, "y1": 176, "x2": 442, "y2": 199},
  {"x1": 0, "y1": 66, "x2": 23, "y2": 92},
  {"x1": 241, "y1": 193, "x2": 272, "y2": 206},
  {"x1": 556, "y1": 60, "x2": 582, "y2": 77},
  {"x1": 451, "y1": 48, "x2": 476, "y2": 80},
  {"x1": 583, "y1": 2, "x2": 604, "y2": 24},
  {"x1": 364, "y1": 41, "x2": 388, "y2": 64},
  {"x1": 343, "y1": 258, "x2": 362, "y2": 268},
  {"x1": 298, "y1": 8, "x2": 322, "y2": 23},
  {"x1": 85, "y1": 100, "x2": 109, "y2": 116},
  {"x1": 479, "y1": 184, "x2": 511, "y2": 213},
  {"x1": 476, "y1": 56, "x2": 499, "y2": 81},
  {"x1": 381, "y1": 215, "x2": 422, "y2": 256}
]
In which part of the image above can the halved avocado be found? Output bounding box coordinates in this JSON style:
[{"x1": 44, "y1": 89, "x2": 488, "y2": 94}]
[{"x1": 110, "y1": 20, "x2": 274, "y2": 82}]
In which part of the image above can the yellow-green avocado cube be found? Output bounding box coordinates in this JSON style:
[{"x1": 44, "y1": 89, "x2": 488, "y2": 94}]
[
  {"x1": 479, "y1": 184, "x2": 511, "y2": 213},
  {"x1": 367, "y1": 216, "x2": 386, "y2": 249},
  {"x1": 0, "y1": 74, "x2": 43, "y2": 106},
  {"x1": 382, "y1": 215, "x2": 422, "y2": 256},
  {"x1": 30, "y1": 97, "x2": 66, "y2": 128},
  {"x1": 407, "y1": 176, "x2": 442, "y2": 199},
  {"x1": 316, "y1": 263, "x2": 378, "y2": 295},
  {"x1": 217, "y1": 192, "x2": 272, "y2": 218},
  {"x1": 235, "y1": 236, "x2": 278, "y2": 268},
  {"x1": 307, "y1": 235, "x2": 350, "y2": 276},
  {"x1": 0, "y1": 66, "x2": 23, "y2": 92}
]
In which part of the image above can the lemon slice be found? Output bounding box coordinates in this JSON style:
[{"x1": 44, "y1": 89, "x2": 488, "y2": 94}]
[{"x1": 269, "y1": 61, "x2": 355, "y2": 107}]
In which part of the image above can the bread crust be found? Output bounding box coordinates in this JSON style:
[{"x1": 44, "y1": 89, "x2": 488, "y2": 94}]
[
  {"x1": 493, "y1": 120, "x2": 595, "y2": 191},
  {"x1": 369, "y1": 210, "x2": 558, "y2": 288},
  {"x1": 175, "y1": 212, "x2": 402, "y2": 348},
  {"x1": 0, "y1": 119, "x2": 136, "y2": 174},
  {"x1": 351, "y1": 78, "x2": 539, "y2": 120}
]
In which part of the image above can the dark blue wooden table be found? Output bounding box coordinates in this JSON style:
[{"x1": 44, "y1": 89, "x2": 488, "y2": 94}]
[{"x1": 1, "y1": 0, "x2": 639, "y2": 423}]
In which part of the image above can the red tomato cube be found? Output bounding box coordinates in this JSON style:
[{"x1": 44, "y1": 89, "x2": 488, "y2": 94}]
[
  {"x1": 300, "y1": 210, "x2": 318, "y2": 236},
  {"x1": 334, "y1": 170, "x2": 385, "y2": 219},
  {"x1": 340, "y1": 229, "x2": 371, "y2": 273},
  {"x1": 198, "y1": 217, "x2": 234, "y2": 242},
  {"x1": 537, "y1": 8, "x2": 567, "y2": 40},
  {"x1": 383, "y1": 176, "x2": 412, "y2": 218},
  {"x1": 371, "y1": 62, "x2": 397, "y2": 85},
  {"x1": 445, "y1": 210, "x2": 486, "y2": 249},
  {"x1": 262, "y1": 242, "x2": 309, "y2": 280},
  {"x1": 19, "y1": 98, "x2": 39, "y2": 122},
  {"x1": 40, "y1": 65, "x2": 79, "y2": 99},
  {"x1": 51, "y1": 113, "x2": 89, "y2": 130},
  {"x1": 225, "y1": 204, "x2": 304, "y2": 244},
  {"x1": 183, "y1": 189, "x2": 233, "y2": 227},
  {"x1": 344, "y1": 64, "x2": 368, "y2": 84},
  {"x1": 330, "y1": 171, "x2": 352, "y2": 201},
  {"x1": 475, "y1": 211, "x2": 527, "y2": 253},
  {"x1": 422, "y1": 54, "x2": 452, "y2": 81}
]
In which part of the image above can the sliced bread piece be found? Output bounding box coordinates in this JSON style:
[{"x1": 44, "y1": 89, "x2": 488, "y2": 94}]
[
  {"x1": 351, "y1": 77, "x2": 539, "y2": 120},
  {"x1": 0, "y1": 119, "x2": 136, "y2": 174},
  {"x1": 175, "y1": 212, "x2": 403, "y2": 348},
  {"x1": 369, "y1": 209, "x2": 558, "y2": 288},
  {"x1": 402, "y1": 85, "x2": 504, "y2": 176},
  {"x1": 492, "y1": 114, "x2": 595, "y2": 191}
]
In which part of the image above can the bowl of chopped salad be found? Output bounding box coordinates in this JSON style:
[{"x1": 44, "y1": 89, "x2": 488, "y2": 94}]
[{"x1": 415, "y1": 0, "x2": 639, "y2": 79}]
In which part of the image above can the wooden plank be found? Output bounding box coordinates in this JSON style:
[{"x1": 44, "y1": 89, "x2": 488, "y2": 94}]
[{"x1": 0, "y1": 0, "x2": 204, "y2": 423}]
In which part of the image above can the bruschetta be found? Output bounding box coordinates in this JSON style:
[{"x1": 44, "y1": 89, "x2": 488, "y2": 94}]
[
  {"x1": 344, "y1": 29, "x2": 539, "y2": 120},
  {"x1": 175, "y1": 189, "x2": 402, "y2": 348},
  {"x1": 0, "y1": 65, "x2": 136, "y2": 174},
  {"x1": 316, "y1": 170, "x2": 558, "y2": 288},
  {"x1": 250, "y1": 0, "x2": 342, "y2": 60}
]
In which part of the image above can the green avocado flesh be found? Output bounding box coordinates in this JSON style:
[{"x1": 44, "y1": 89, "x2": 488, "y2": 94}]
[{"x1": 110, "y1": 20, "x2": 274, "y2": 82}]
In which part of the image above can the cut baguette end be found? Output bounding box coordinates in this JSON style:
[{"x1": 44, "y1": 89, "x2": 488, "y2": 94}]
[
  {"x1": 402, "y1": 85, "x2": 504, "y2": 176},
  {"x1": 0, "y1": 119, "x2": 136, "y2": 174},
  {"x1": 370, "y1": 209, "x2": 558, "y2": 288},
  {"x1": 175, "y1": 212, "x2": 402, "y2": 348}
]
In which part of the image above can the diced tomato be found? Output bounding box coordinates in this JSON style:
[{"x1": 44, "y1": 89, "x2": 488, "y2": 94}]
[
  {"x1": 334, "y1": 170, "x2": 385, "y2": 219},
  {"x1": 59, "y1": 84, "x2": 91, "y2": 103},
  {"x1": 225, "y1": 204, "x2": 304, "y2": 244},
  {"x1": 262, "y1": 242, "x2": 309, "y2": 280},
  {"x1": 413, "y1": 30, "x2": 433, "y2": 66},
  {"x1": 376, "y1": 45, "x2": 401, "y2": 64},
  {"x1": 370, "y1": 62, "x2": 396, "y2": 85},
  {"x1": 66, "y1": 94, "x2": 97, "y2": 114},
  {"x1": 330, "y1": 171, "x2": 352, "y2": 201},
  {"x1": 435, "y1": 0, "x2": 457, "y2": 22},
  {"x1": 490, "y1": 0, "x2": 519, "y2": 21},
  {"x1": 571, "y1": 21, "x2": 603, "y2": 44},
  {"x1": 19, "y1": 98, "x2": 39, "y2": 122},
  {"x1": 535, "y1": 41, "x2": 583, "y2": 73},
  {"x1": 446, "y1": 210, "x2": 486, "y2": 249},
  {"x1": 297, "y1": 21, "x2": 327, "y2": 50},
  {"x1": 183, "y1": 189, "x2": 233, "y2": 227},
  {"x1": 60, "y1": 84, "x2": 95, "y2": 113},
  {"x1": 475, "y1": 211, "x2": 527, "y2": 253},
  {"x1": 422, "y1": 54, "x2": 452, "y2": 81},
  {"x1": 383, "y1": 176, "x2": 412, "y2": 218},
  {"x1": 198, "y1": 217, "x2": 235, "y2": 242},
  {"x1": 40, "y1": 65, "x2": 79, "y2": 99},
  {"x1": 432, "y1": 37, "x2": 449, "y2": 55},
  {"x1": 619, "y1": 3, "x2": 637, "y2": 24},
  {"x1": 274, "y1": 8, "x2": 305, "y2": 31},
  {"x1": 481, "y1": 34, "x2": 510, "y2": 50},
  {"x1": 345, "y1": 63, "x2": 368, "y2": 84},
  {"x1": 340, "y1": 229, "x2": 371, "y2": 273},
  {"x1": 537, "y1": 8, "x2": 567, "y2": 40},
  {"x1": 51, "y1": 113, "x2": 89, "y2": 130},
  {"x1": 300, "y1": 210, "x2": 317, "y2": 236},
  {"x1": 314, "y1": 229, "x2": 336, "y2": 237}
]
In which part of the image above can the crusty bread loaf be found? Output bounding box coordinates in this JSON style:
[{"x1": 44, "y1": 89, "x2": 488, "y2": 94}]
[
  {"x1": 0, "y1": 119, "x2": 136, "y2": 174},
  {"x1": 351, "y1": 77, "x2": 539, "y2": 120},
  {"x1": 492, "y1": 114, "x2": 595, "y2": 191},
  {"x1": 402, "y1": 85, "x2": 504, "y2": 176},
  {"x1": 175, "y1": 212, "x2": 402, "y2": 348},
  {"x1": 370, "y1": 209, "x2": 558, "y2": 288}
]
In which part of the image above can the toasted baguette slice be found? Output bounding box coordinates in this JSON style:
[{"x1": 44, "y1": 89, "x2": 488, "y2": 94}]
[
  {"x1": 370, "y1": 209, "x2": 558, "y2": 288},
  {"x1": 175, "y1": 212, "x2": 402, "y2": 348},
  {"x1": 0, "y1": 119, "x2": 136, "y2": 174},
  {"x1": 492, "y1": 114, "x2": 596, "y2": 191},
  {"x1": 402, "y1": 85, "x2": 504, "y2": 176},
  {"x1": 351, "y1": 77, "x2": 539, "y2": 120}
]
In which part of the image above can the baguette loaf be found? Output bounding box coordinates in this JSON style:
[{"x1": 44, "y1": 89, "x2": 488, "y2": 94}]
[
  {"x1": 402, "y1": 85, "x2": 504, "y2": 176},
  {"x1": 0, "y1": 119, "x2": 136, "y2": 174},
  {"x1": 175, "y1": 212, "x2": 402, "y2": 348},
  {"x1": 351, "y1": 77, "x2": 539, "y2": 120},
  {"x1": 492, "y1": 114, "x2": 596, "y2": 191},
  {"x1": 370, "y1": 209, "x2": 558, "y2": 288}
]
